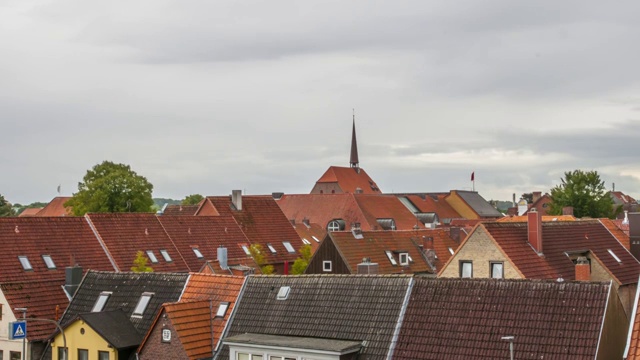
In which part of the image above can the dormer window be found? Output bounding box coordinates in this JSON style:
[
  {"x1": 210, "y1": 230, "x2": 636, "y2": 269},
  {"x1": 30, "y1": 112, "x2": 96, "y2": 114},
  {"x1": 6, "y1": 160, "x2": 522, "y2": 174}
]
[
  {"x1": 160, "y1": 250, "x2": 172, "y2": 262},
  {"x1": 42, "y1": 255, "x2": 56, "y2": 269},
  {"x1": 327, "y1": 219, "x2": 345, "y2": 232},
  {"x1": 192, "y1": 247, "x2": 204, "y2": 259},
  {"x1": 282, "y1": 242, "x2": 295, "y2": 253},
  {"x1": 146, "y1": 251, "x2": 158, "y2": 264},
  {"x1": 216, "y1": 302, "x2": 230, "y2": 317},
  {"x1": 132, "y1": 292, "x2": 154, "y2": 317},
  {"x1": 385, "y1": 251, "x2": 398, "y2": 266},
  {"x1": 91, "y1": 291, "x2": 112, "y2": 312},
  {"x1": 376, "y1": 218, "x2": 396, "y2": 231},
  {"x1": 399, "y1": 253, "x2": 409, "y2": 266},
  {"x1": 267, "y1": 244, "x2": 277, "y2": 253},
  {"x1": 18, "y1": 256, "x2": 32, "y2": 271}
]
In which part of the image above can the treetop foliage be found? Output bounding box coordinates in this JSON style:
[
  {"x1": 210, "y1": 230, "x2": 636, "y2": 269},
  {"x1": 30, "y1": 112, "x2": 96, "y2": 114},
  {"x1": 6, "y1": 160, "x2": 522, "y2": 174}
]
[
  {"x1": 0, "y1": 194, "x2": 14, "y2": 217},
  {"x1": 548, "y1": 170, "x2": 617, "y2": 218},
  {"x1": 182, "y1": 194, "x2": 204, "y2": 205},
  {"x1": 131, "y1": 251, "x2": 153, "y2": 272}
]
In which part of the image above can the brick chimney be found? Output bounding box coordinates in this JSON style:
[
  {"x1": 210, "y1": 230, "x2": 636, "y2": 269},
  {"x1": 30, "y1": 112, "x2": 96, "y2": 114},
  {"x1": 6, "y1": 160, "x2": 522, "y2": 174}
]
[
  {"x1": 532, "y1": 191, "x2": 542, "y2": 203},
  {"x1": 357, "y1": 258, "x2": 379, "y2": 274},
  {"x1": 528, "y1": 209, "x2": 543, "y2": 254},
  {"x1": 575, "y1": 257, "x2": 590, "y2": 281},
  {"x1": 423, "y1": 236, "x2": 434, "y2": 250},
  {"x1": 562, "y1": 206, "x2": 574, "y2": 216},
  {"x1": 629, "y1": 212, "x2": 640, "y2": 260},
  {"x1": 449, "y1": 227, "x2": 461, "y2": 243}
]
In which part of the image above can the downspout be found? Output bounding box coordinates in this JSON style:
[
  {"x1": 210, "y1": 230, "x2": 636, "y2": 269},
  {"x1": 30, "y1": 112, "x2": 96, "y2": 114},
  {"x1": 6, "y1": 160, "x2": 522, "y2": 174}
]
[{"x1": 386, "y1": 276, "x2": 414, "y2": 360}]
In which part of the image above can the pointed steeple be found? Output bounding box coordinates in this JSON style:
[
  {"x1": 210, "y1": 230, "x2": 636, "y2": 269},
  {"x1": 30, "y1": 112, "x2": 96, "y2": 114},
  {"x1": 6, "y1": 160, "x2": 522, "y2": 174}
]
[{"x1": 350, "y1": 110, "x2": 359, "y2": 169}]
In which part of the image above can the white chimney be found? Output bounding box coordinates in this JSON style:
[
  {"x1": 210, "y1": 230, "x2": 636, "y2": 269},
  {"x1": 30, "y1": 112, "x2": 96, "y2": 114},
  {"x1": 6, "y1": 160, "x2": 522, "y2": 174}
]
[
  {"x1": 232, "y1": 190, "x2": 242, "y2": 211},
  {"x1": 217, "y1": 247, "x2": 228, "y2": 270}
]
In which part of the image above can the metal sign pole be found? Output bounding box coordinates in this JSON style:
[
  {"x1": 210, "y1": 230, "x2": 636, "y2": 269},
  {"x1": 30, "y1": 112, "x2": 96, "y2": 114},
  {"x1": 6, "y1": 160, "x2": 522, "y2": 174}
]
[{"x1": 14, "y1": 308, "x2": 27, "y2": 360}]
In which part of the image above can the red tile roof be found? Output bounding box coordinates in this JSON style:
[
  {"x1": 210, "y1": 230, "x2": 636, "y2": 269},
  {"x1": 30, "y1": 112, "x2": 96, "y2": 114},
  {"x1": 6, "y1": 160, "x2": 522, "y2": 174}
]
[
  {"x1": 394, "y1": 278, "x2": 611, "y2": 359},
  {"x1": 328, "y1": 229, "x2": 459, "y2": 274},
  {"x1": 481, "y1": 221, "x2": 640, "y2": 285},
  {"x1": 354, "y1": 195, "x2": 423, "y2": 230},
  {"x1": 205, "y1": 196, "x2": 302, "y2": 264},
  {"x1": 292, "y1": 222, "x2": 325, "y2": 253},
  {"x1": 180, "y1": 273, "x2": 245, "y2": 302},
  {"x1": 36, "y1": 197, "x2": 73, "y2": 216},
  {"x1": 314, "y1": 166, "x2": 381, "y2": 194},
  {"x1": 599, "y1": 218, "x2": 630, "y2": 249},
  {"x1": 86, "y1": 213, "x2": 190, "y2": 272},
  {"x1": 162, "y1": 204, "x2": 199, "y2": 216},
  {"x1": 626, "y1": 282, "x2": 640, "y2": 359},
  {"x1": 157, "y1": 216, "x2": 253, "y2": 271},
  {"x1": 18, "y1": 208, "x2": 42, "y2": 217},
  {"x1": 402, "y1": 194, "x2": 462, "y2": 220}
]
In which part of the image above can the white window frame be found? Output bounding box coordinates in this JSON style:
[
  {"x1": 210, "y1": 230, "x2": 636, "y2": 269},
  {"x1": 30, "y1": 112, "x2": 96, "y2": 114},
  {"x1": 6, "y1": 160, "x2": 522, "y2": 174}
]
[
  {"x1": 132, "y1": 292, "x2": 154, "y2": 317},
  {"x1": 18, "y1": 256, "x2": 32, "y2": 271},
  {"x1": 192, "y1": 247, "x2": 204, "y2": 259},
  {"x1": 312, "y1": 236, "x2": 320, "y2": 243},
  {"x1": 216, "y1": 302, "x2": 230, "y2": 317},
  {"x1": 267, "y1": 244, "x2": 277, "y2": 253},
  {"x1": 160, "y1": 249, "x2": 172, "y2": 262},
  {"x1": 146, "y1": 250, "x2": 158, "y2": 264},
  {"x1": 277, "y1": 286, "x2": 291, "y2": 300},
  {"x1": 399, "y1": 253, "x2": 409, "y2": 266},
  {"x1": 327, "y1": 220, "x2": 341, "y2": 232},
  {"x1": 490, "y1": 261, "x2": 504, "y2": 279},
  {"x1": 241, "y1": 245, "x2": 251, "y2": 255},
  {"x1": 460, "y1": 261, "x2": 473, "y2": 278},
  {"x1": 323, "y1": 261, "x2": 332, "y2": 272},
  {"x1": 42, "y1": 255, "x2": 56, "y2": 269},
  {"x1": 448, "y1": 247, "x2": 455, "y2": 255},
  {"x1": 302, "y1": 238, "x2": 311, "y2": 245},
  {"x1": 608, "y1": 249, "x2": 622, "y2": 263},
  {"x1": 91, "y1": 291, "x2": 112, "y2": 312},
  {"x1": 282, "y1": 242, "x2": 295, "y2": 253},
  {"x1": 385, "y1": 251, "x2": 398, "y2": 266}
]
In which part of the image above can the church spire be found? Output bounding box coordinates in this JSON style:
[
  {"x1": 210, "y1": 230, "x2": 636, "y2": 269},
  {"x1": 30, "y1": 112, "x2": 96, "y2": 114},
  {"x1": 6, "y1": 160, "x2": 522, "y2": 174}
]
[{"x1": 350, "y1": 109, "x2": 359, "y2": 169}]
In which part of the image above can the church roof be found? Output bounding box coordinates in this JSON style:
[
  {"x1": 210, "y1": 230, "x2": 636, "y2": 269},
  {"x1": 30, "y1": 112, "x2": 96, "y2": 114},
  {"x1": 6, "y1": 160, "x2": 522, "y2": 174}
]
[{"x1": 314, "y1": 166, "x2": 381, "y2": 194}]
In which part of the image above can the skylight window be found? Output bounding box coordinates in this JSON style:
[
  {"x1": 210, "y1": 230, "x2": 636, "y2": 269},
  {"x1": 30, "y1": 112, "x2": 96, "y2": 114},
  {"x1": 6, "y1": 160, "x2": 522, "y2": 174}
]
[
  {"x1": 216, "y1": 302, "x2": 230, "y2": 317},
  {"x1": 241, "y1": 245, "x2": 250, "y2": 255},
  {"x1": 160, "y1": 250, "x2": 172, "y2": 262},
  {"x1": 132, "y1": 292, "x2": 154, "y2": 317},
  {"x1": 312, "y1": 236, "x2": 320, "y2": 243},
  {"x1": 448, "y1": 247, "x2": 455, "y2": 255},
  {"x1": 146, "y1": 251, "x2": 158, "y2": 264},
  {"x1": 267, "y1": 244, "x2": 277, "y2": 253},
  {"x1": 18, "y1": 256, "x2": 32, "y2": 271},
  {"x1": 276, "y1": 286, "x2": 291, "y2": 300},
  {"x1": 192, "y1": 247, "x2": 203, "y2": 259},
  {"x1": 42, "y1": 255, "x2": 56, "y2": 269},
  {"x1": 608, "y1": 249, "x2": 622, "y2": 263},
  {"x1": 92, "y1": 291, "x2": 112, "y2": 312},
  {"x1": 302, "y1": 238, "x2": 311, "y2": 245},
  {"x1": 385, "y1": 251, "x2": 398, "y2": 266},
  {"x1": 283, "y1": 242, "x2": 295, "y2": 253}
]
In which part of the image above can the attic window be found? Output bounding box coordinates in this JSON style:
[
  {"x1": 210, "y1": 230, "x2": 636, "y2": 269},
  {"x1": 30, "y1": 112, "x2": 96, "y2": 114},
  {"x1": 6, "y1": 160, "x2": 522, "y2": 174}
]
[
  {"x1": 216, "y1": 302, "x2": 230, "y2": 317},
  {"x1": 327, "y1": 219, "x2": 345, "y2": 232},
  {"x1": 282, "y1": 242, "x2": 295, "y2": 253},
  {"x1": 448, "y1": 247, "x2": 455, "y2": 256},
  {"x1": 376, "y1": 218, "x2": 396, "y2": 231},
  {"x1": 399, "y1": 253, "x2": 409, "y2": 266},
  {"x1": 312, "y1": 236, "x2": 320, "y2": 243},
  {"x1": 608, "y1": 249, "x2": 622, "y2": 263},
  {"x1": 18, "y1": 256, "x2": 32, "y2": 271},
  {"x1": 192, "y1": 247, "x2": 204, "y2": 259},
  {"x1": 276, "y1": 286, "x2": 291, "y2": 300},
  {"x1": 267, "y1": 244, "x2": 277, "y2": 253},
  {"x1": 241, "y1": 245, "x2": 251, "y2": 255},
  {"x1": 42, "y1": 255, "x2": 56, "y2": 269},
  {"x1": 385, "y1": 251, "x2": 398, "y2": 266},
  {"x1": 132, "y1": 292, "x2": 154, "y2": 317},
  {"x1": 160, "y1": 250, "x2": 172, "y2": 262},
  {"x1": 91, "y1": 291, "x2": 112, "y2": 312},
  {"x1": 146, "y1": 251, "x2": 158, "y2": 264},
  {"x1": 302, "y1": 238, "x2": 311, "y2": 245}
]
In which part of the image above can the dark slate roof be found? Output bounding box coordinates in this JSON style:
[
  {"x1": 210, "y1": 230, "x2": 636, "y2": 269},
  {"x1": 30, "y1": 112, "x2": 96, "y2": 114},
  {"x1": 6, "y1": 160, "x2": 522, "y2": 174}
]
[
  {"x1": 454, "y1": 190, "x2": 503, "y2": 218},
  {"x1": 77, "y1": 310, "x2": 142, "y2": 349},
  {"x1": 224, "y1": 333, "x2": 362, "y2": 353},
  {"x1": 393, "y1": 278, "x2": 610, "y2": 360},
  {"x1": 59, "y1": 271, "x2": 189, "y2": 335},
  {"x1": 217, "y1": 274, "x2": 411, "y2": 360}
]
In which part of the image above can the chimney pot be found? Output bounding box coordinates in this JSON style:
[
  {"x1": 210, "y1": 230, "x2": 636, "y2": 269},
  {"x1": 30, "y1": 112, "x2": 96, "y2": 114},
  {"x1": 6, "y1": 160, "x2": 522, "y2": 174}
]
[
  {"x1": 532, "y1": 191, "x2": 542, "y2": 203},
  {"x1": 528, "y1": 209, "x2": 543, "y2": 254}
]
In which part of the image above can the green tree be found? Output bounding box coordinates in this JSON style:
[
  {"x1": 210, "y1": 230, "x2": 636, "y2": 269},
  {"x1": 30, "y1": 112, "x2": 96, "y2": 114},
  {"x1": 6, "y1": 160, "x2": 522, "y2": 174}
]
[
  {"x1": 291, "y1": 244, "x2": 313, "y2": 275},
  {"x1": 548, "y1": 170, "x2": 617, "y2": 218},
  {"x1": 249, "y1": 244, "x2": 274, "y2": 275},
  {"x1": 66, "y1": 161, "x2": 154, "y2": 215},
  {"x1": 0, "y1": 194, "x2": 14, "y2": 217},
  {"x1": 131, "y1": 251, "x2": 154, "y2": 272},
  {"x1": 182, "y1": 194, "x2": 204, "y2": 205}
]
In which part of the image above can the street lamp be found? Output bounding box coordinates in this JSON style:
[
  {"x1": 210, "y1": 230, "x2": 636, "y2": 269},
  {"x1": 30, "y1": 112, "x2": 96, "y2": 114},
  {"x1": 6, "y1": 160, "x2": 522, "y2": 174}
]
[
  {"x1": 501, "y1": 335, "x2": 515, "y2": 360},
  {"x1": 14, "y1": 308, "x2": 27, "y2": 360}
]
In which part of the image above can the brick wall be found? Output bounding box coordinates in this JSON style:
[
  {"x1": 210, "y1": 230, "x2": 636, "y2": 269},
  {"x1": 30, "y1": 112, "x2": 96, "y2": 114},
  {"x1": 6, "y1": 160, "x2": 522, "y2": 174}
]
[
  {"x1": 138, "y1": 312, "x2": 189, "y2": 360},
  {"x1": 438, "y1": 226, "x2": 521, "y2": 279}
]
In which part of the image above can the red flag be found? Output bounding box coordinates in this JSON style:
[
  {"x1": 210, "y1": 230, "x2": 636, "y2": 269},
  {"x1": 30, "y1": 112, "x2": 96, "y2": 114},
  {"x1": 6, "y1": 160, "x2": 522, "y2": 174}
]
[{"x1": 471, "y1": 172, "x2": 475, "y2": 181}]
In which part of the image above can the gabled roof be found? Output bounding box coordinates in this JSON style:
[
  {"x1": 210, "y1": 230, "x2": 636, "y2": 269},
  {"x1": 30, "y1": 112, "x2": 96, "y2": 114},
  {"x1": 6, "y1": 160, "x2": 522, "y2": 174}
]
[
  {"x1": 481, "y1": 221, "x2": 640, "y2": 285},
  {"x1": 217, "y1": 274, "x2": 411, "y2": 360},
  {"x1": 354, "y1": 195, "x2": 423, "y2": 230},
  {"x1": 18, "y1": 208, "x2": 42, "y2": 217},
  {"x1": 76, "y1": 310, "x2": 142, "y2": 349},
  {"x1": 204, "y1": 196, "x2": 302, "y2": 264},
  {"x1": 611, "y1": 191, "x2": 638, "y2": 205},
  {"x1": 36, "y1": 196, "x2": 73, "y2": 216},
  {"x1": 526, "y1": 193, "x2": 552, "y2": 215},
  {"x1": 157, "y1": 215, "x2": 251, "y2": 271},
  {"x1": 139, "y1": 274, "x2": 245, "y2": 359},
  {"x1": 314, "y1": 166, "x2": 381, "y2": 194},
  {"x1": 600, "y1": 218, "x2": 630, "y2": 250},
  {"x1": 162, "y1": 204, "x2": 199, "y2": 216},
  {"x1": 328, "y1": 229, "x2": 459, "y2": 274},
  {"x1": 59, "y1": 271, "x2": 189, "y2": 335},
  {"x1": 449, "y1": 190, "x2": 503, "y2": 218},
  {"x1": 393, "y1": 278, "x2": 610, "y2": 359},
  {"x1": 86, "y1": 213, "x2": 190, "y2": 272}
]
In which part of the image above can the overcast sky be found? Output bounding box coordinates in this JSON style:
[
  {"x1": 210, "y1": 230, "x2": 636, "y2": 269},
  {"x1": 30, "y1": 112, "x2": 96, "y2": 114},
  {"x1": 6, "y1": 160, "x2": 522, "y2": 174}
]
[{"x1": 3, "y1": 0, "x2": 640, "y2": 204}]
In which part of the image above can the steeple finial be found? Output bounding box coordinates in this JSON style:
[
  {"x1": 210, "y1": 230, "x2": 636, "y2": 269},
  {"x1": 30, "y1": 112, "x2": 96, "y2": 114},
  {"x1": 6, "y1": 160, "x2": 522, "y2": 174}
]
[{"x1": 350, "y1": 109, "x2": 359, "y2": 168}]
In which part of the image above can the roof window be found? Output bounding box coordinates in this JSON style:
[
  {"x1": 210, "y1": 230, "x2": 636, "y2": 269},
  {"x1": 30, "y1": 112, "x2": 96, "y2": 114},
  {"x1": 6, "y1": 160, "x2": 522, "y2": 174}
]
[
  {"x1": 282, "y1": 242, "x2": 295, "y2": 253},
  {"x1": 302, "y1": 238, "x2": 311, "y2": 245},
  {"x1": 608, "y1": 249, "x2": 622, "y2": 263},
  {"x1": 376, "y1": 218, "x2": 396, "y2": 230},
  {"x1": 276, "y1": 286, "x2": 291, "y2": 300},
  {"x1": 267, "y1": 244, "x2": 277, "y2": 253},
  {"x1": 192, "y1": 247, "x2": 204, "y2": 259},
  {"x1": 327, "y1": 219, "x2": 345, "y2": 232},
  {"x1": 312, "y1": 236, "x2": 320, "y2": 243},
  {"x1": 216, "y1": 302, "x2": 230, "y2": 317},
  {"x1": 385, "y1": 251, "x2": 398, "y2": 266},
  {"x1": 448, "y1": 247, "x2": 455, "y2": 255},
  {"x1": 18, "y1": 256, "x2": 32, "y2": 271},
  {"x1": 132, "y1": 292, "x2": 154, "y2": 317},
  {"x1": 160, "y1": 249, "x2": 172, "y2": 262},
  {"x1": 241, "y1": 245, "x2": 251, "y2": 255},
  {"x1": 146, "y1": 250, "x2": 158, "y2": 264},
  {"x1": 91, "y1": 291, "x2": 112, "y2": 312},
  {"x1": 42, "y1": 255, "x2": 56, "y2": 269}
]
